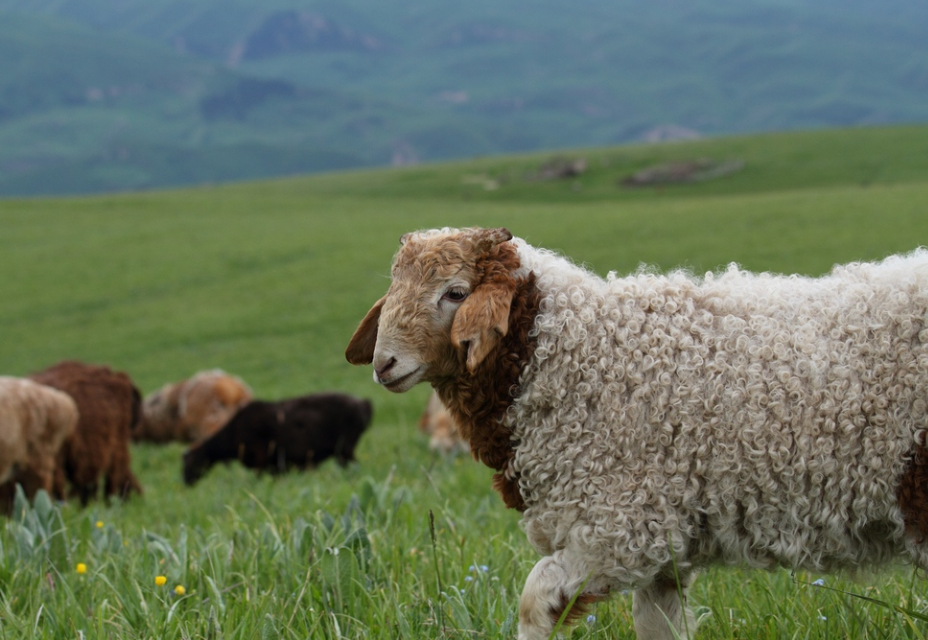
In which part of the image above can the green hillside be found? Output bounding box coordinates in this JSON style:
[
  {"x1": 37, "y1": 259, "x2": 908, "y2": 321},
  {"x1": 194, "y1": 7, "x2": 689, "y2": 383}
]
[
  {"x1": 1, "y1": 0, "x2": 927, "y2": 196},
  {"x1": 3, "y1": 123, "x2": 928, "y2": 404},
  {"x1": 1, "y1": 125, "x2": 928, "y2": 638}
]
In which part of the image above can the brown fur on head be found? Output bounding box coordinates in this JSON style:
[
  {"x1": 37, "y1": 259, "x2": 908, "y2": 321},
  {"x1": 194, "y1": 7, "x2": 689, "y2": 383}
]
[
  {"x1": 345, "y1": 227, "x2": 516, "y2": 385},
  {"x1": 346, "y1": 227, "x2": 539, "y2": 510}
]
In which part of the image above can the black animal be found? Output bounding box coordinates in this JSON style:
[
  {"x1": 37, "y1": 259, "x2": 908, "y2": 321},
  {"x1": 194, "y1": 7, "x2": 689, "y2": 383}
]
[{"x1": 182, "y1": 393, "x2": 373, "y2": 485}]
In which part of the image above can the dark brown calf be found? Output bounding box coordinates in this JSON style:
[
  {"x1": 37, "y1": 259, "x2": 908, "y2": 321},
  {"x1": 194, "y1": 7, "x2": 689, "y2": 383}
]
[{"x1": 182, "y1": 392, "x2": 373, "y2": 485}]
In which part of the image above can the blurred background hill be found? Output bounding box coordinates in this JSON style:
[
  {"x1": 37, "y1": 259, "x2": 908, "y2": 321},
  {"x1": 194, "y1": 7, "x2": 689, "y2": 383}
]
[{"x1": 1, "y1": 0, "x2": 927, "y2": 196}]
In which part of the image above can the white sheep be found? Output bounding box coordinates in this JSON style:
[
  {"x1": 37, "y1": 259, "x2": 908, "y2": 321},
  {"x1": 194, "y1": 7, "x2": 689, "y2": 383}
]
[
  {"x1": 346, "y1": 227, "x2": 928, "y2": 640},
  {"x1": 0, "y1": 376, "x2": 79, "y2": 511}
]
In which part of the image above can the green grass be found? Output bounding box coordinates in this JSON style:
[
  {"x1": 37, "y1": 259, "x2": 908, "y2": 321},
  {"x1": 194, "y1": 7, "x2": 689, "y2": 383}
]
[{"x1": 2, "y1": 125, "x2": 928, "y2": 638}]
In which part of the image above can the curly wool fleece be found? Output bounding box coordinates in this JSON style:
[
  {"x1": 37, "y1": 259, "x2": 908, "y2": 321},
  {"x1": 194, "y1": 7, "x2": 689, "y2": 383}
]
[{"x1": 507, "y1": 242, "x2": 928, "y2": 584}]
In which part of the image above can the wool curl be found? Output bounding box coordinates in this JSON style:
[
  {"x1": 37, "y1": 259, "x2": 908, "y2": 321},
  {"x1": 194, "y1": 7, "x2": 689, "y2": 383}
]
[{"x1": 505, "y1": 240, "x2": 928, "y2": 586}]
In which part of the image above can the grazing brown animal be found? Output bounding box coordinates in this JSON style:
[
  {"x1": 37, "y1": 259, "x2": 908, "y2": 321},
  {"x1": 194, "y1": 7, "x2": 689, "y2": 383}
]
[
  {"x1": 30, "y1": 361, "x2": 143, "y2": 505},
  {"x1": 418, "y1": 390, "x2": 468, "y2": 454},
  {"x1": 134, "y1": 369, "x2": 253, "y2": 443},
  {"x1": 0, "y1": 377, "x2": 79, "y2": 513},
  {"x1": 183, "y1": 393, "x2": 373, "y2": 486}
]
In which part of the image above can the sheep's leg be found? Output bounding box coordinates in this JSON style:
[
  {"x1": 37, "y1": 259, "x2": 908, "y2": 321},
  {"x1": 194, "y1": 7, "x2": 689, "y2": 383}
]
[
  {"x1": 74, "y1": 481, "x2": 97, "y2": 506},
  {"x1": 52, "y1": 466, "x2": 67, "y2": 501},
  {"x1": 104, "y1": 461, "x2": 142, "y2": 501},
  {"x1": 633, "y1": 574, "x2": 697, "y2": 640},
  {"x1": 334, "y1": 435, "x2": 355, "y2": 467},
  {"x1": 517, "y1": 551, "x2": 607, "y2": 640},
  {"x1": 0, "y1": 483, "x2": 15, "y2": 515},
  {"x1": 13, "y1": 460, "x2": 55, "y2": 500},
  {"x1": 105, "y1": 469, "x2": 142, "y2": 500}
]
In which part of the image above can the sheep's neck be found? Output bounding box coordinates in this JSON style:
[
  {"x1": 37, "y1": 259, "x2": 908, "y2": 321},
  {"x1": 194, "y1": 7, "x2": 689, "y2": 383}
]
[{"x1": 436, "y1": 270, "x2": 539, "y2": 511}]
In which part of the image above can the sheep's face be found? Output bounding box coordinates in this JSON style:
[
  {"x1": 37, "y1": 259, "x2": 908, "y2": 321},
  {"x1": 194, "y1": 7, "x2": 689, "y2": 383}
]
[
  {"x1": 182, "y1": 448, "x2": 208, "y2": 486},
  {"x1": 346, "y1": 227, "x2": 516, "y2": 393}
]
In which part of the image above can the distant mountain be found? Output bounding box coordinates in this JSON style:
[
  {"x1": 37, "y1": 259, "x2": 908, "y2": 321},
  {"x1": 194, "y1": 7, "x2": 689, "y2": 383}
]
[
  {"x1": 1, "y1": 0, "x2": 927, "y2": 196},
  {"x1": 0, "y1": 10, "x2": 419, "y2": 195},
  {"x1": 239, "y1": 11, "x2": 385, "y2": 61}
]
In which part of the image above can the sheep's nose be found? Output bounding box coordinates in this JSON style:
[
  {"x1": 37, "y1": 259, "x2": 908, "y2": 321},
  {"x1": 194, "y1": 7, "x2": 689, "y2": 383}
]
[{"x1": 374, "y1": 357, "x2": 397, "y2": 379}]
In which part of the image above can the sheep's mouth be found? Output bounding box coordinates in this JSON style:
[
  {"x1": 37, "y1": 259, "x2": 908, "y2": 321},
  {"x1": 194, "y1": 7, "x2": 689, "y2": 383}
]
[{"x1": 380, "y1": 367, "x2": 422, "y2": 393}]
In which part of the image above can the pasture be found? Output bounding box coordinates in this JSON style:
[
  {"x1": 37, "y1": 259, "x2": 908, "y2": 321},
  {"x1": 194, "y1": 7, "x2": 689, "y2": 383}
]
[{"x1": 2, "y1": 125, "x2": 928, "y2": 638}]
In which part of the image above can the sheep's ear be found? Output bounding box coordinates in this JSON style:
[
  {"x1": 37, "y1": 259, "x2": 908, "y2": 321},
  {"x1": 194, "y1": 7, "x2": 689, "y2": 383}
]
[
  {"x1": 346, "y1": 296, "x2": 386, "y2": 365},
  {"x1": 451, "y1": 281, "x2": 514, "y2": 373},
  {"x1": 468, "y1": 227, "x2": 512, "y2": 255}
]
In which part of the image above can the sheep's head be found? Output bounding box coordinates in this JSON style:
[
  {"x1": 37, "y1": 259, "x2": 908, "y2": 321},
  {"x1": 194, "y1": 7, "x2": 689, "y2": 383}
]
[
  {"x1": 182, "y1": 446, "x2": 209, "y2": 486},
  {"x1": 346, "y1": 227, "x2": 517, "y2": 393}
]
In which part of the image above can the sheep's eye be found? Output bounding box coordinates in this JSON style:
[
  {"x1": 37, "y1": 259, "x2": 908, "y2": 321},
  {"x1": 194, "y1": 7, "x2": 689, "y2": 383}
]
[{"x1": 442, "y1": 288, "x2": 469, "y2": 303}]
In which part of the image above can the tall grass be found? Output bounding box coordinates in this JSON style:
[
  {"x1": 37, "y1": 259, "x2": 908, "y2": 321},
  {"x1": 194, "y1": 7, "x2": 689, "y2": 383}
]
[{"x1": 1, "y1": 126, "x2": 928, "y2": 638}]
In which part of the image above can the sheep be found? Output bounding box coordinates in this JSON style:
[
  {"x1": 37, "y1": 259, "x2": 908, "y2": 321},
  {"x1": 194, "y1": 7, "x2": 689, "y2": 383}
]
[
  {"x1": 182, "y1": 392, "x2": 373, "y2": 486},
  {"x1": 134, "y1": 369, "x2": 253, "y2": 443},
  {"x1": 0, "y1": 377, "x2": 79, "y2": 513},
  {"x1": 346, "y1": 226, "x2": 928, "y2": 640},
  {"x1": 418, "y1": 390, "x2": 468, "y2": 454},
  {"x1": 30, "y1": 361, "x2": 143, "y2": 505}
]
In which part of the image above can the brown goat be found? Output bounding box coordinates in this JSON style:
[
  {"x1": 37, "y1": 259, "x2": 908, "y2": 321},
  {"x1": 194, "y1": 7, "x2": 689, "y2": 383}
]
[
  {"x1": 0, "y1": 377, "x2": 79, "y2": 513},
  {"x1": 30, "y1": 361, "x2": 143, "y2": 505},
  {"x1": 418, "y1": 390, "x2": 468, "y2": 454},
  {"x1": 134, "y1": 369, "x2": 253, "y2": 443}
]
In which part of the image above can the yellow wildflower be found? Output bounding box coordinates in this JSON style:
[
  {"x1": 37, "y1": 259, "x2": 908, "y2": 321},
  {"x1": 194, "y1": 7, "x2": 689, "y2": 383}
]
[
  {"x1": 76, "y1": 563, "x2": 87, "y2": 574},
  {"x1": 155, "y1": 575, "x2": 167, "y2": 586},
  {"x1": 95, "y1": 521, "x2": 103, "y2": 528},
  {"x1": 174, "y1": 585, "x2": 186, "y2": 596}
]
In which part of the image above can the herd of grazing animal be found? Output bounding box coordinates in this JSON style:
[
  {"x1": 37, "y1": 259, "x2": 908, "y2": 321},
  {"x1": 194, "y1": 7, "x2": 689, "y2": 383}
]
[
  {"x1": 9, "y1": 224, "x2": 928, "y2": 639},
  {"x1": 0, "y1": 361, "x2": 143, "y2": 512},
  {"x1": 0, "y1": 361, "x2": 376, "y2": 513}
]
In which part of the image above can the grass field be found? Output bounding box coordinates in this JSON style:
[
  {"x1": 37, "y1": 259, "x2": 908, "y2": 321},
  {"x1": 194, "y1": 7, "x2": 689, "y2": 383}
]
[{"x1": 2, "y1": 125, "x2": 928, "y2": 638}]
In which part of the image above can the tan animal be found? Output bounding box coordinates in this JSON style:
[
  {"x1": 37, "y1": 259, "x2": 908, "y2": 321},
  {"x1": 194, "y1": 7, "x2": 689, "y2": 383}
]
[
  {"x1": 31, "y1": 360, "x2": 143, "y2": 505},
  {"x1": 0, "y1": 377, "x2": 79, "y2": 512},
  {"x1": 418, "y1": 391, "x2": 468, "y2": 454},
  {"x1": 134, "y1": 369, "x2": 253, "y2": 443}
]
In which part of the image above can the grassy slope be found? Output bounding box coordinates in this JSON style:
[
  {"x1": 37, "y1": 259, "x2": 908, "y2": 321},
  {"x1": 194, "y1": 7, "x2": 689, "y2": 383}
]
[{"x1": 1, "y1": 126, "x2": 928, "y2": 638}]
